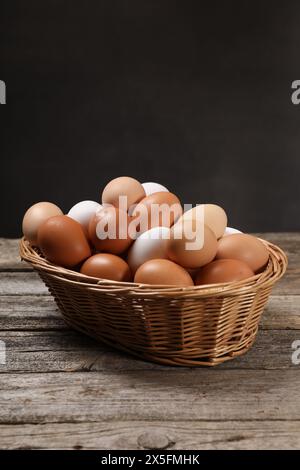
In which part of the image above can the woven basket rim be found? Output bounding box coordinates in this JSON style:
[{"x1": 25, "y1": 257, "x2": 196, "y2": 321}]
[{"x1": 19, "y1": 236, "x2": 287, "y2": 297}]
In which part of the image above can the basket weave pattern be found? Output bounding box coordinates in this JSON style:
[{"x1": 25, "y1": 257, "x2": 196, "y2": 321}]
[{"x1": 20, "y1": 237, "x2": 287, "y2": 366}]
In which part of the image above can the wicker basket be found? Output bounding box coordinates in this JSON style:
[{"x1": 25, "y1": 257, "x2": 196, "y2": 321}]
[{"x1": 20, "y1": 237, "x2": 287, "y2": 367}]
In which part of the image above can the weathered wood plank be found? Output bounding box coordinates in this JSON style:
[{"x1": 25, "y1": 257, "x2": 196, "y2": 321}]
[
  {"x1": 0, "y1": 272, "x2": 49, "y2": 295},
  {"x1": 0, "y1": 296, "x2": 65, "y2": 330},
  {"x1": 0, "y1": 239, "x2": 29, "y2": 271},
  {"x1": 0, "y1": 294, "x2": 299, "y2": 331},
  {"x1": 0, "y1": 329, "x2": 299, "y2": 372},
  {"x1": 0, "y1": 420, "x2": 299, "y2": 450},
  {"x1": 262, "y1": 295, "x2": 300, "y2": 329},
  {"x1": 0, "y1": 369, "x2": 299, "y2": 423},
  {"x1": 271, "y1": 272, "x2": 300, "y2": 295}
]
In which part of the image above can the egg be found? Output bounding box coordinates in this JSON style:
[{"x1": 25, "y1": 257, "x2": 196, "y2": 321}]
[
  {"x1": 223, "y1": 226, "x2": 242, "y2": 236},
  {"x1": 129, "y1": 191, "x2": 182, "y2": 235},
  {"x1": 88, "y1": 206, "x2": 133, "y2": 254},
  {"x1": 127, "y1": 226, "x2": 170, "y2": 274},
  {"x1": 216, "y1": 233, "x2": 269, "y2": 272},
  {"x1": 37, "y1": 215, "x2": 91, "y2": 268},
  {"x1": 195, "y1": 259, "x2": 254, "y2": 286},
  {"x1": 142, "y1": 182, "x2": 169, "y2": 196},
  {"x1": 102, "y1": 176, "x2": 145, "y2": 211},
  {"x1": 179, "y1": 204, "x2": 227, "y2": 239},
  {"x1": 80, "y1": 253, "x2": 131, "y2": 282},
  {"x1": 167, "y1": 220, "x2": 218, "y2": 268},
  {"x1": 22, "y1": 202, "x2": 63, "y2": 246},
  {"x1": 134, "y1": 259, "x2": 194, "y2": 286},
  {"x1": 67, "y1": 200, "x2": 102, "y2": 235}
]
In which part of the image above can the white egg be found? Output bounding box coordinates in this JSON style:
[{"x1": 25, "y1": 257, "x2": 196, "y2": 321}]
[
  {"x1": 142, "y1": 182, "x2": 169, "y2": 197},
  {"x1": 67, "y1": 200, "x2": 102, "y2": 233},
  {"x1": 127, "y1": 226, "x2": 171, "y2": 274},
  {"x1": 223, "y1": 226, "x2": 242, "y2": 236}
]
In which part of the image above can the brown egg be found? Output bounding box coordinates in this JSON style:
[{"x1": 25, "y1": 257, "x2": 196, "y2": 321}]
[
  {"x1": 178, "y1": 204, "x2": 227, "y2": 239},
  {"x1": 201, "y1": 204, "x2": 227, "y2": 239},
  {"x1": 167, "y1": 221, "x2": 218, "y2": 268},
  {"x1": 134, "y1": 259, "x2": 194, "y2": 286},
  {"x1": 130, "y1": 191, "x2": 183, "y2": 235},
  {"x1": 80, "y1": 253, "x2": 131, "y2": 282},
  {"x1": 101, "y1": 176, "x2": 145, "y2": 211},
  {"x1": 216, "y1": 234, "x2": 269, "y2": 272},
  {"x1": 88, "y1": 206, "x2": 134, "y2": 254},
  {"x1": 37, "y1": 215, "x2": 91, "y2": 268},
  {"x1": 195, "y1": 259, "x2": 254, "y2": 286},
  {"x1": 22, "y1": 202, "x2": 63, "y2": 246}
]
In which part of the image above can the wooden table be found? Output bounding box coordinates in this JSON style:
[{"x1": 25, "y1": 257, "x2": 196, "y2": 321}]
[{"x1": 0, "y1": 234, "x2": 299, "y2": 450}]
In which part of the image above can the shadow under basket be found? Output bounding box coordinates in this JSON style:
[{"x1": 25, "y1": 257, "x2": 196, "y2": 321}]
[{"x1": 20, "y1": 237, "x2": 287, "y2": 367}]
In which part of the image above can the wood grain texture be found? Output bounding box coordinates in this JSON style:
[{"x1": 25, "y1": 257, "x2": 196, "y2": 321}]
[
  {"x1": 262, "y1": 295, "x2": 300, "y2": 329},
  {"x1": 0, "y1": 296, "x2": 65, "y2": 331},
  {"x1": 0, "y1": 272, "x2": 48, "y2": 295},
  {"x1": 0, "y1": 239, "x2": 27, "y2": 271},
  {"x1": 0, "y1": 420, "x2": 299, "y2": 450},
  {"x1": 0, "y1": 235, "x2": 299, "y2": 449},
  {"x1": 0, "y1": 370, "x2": 300, "y2": 423}
]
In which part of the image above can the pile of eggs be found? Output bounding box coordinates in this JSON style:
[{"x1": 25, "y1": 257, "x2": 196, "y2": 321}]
[{"x1": 22, "y1": 176, "x2": 269, "y2": 287}]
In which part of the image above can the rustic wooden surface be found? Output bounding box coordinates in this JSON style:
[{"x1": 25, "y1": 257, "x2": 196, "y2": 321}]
[{"x1": 0, "y1": 234, "x2": 299, "y2": 450}]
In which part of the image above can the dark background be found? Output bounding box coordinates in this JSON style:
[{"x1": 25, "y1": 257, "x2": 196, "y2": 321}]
[{"x1": 1, "y1": 0, "x2": 300, "y2": 237}]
